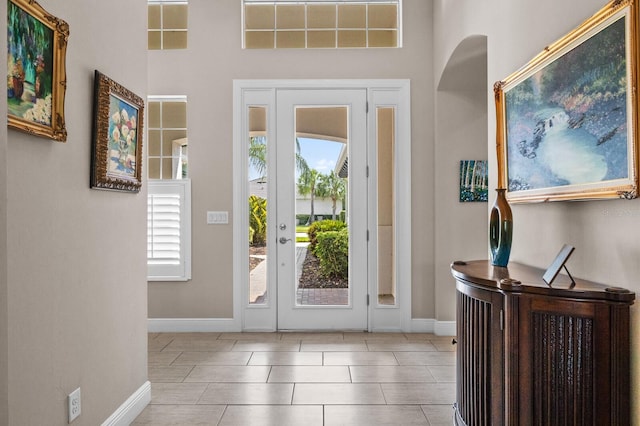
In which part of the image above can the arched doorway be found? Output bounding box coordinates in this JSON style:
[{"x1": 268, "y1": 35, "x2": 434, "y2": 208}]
[{"x1": 434, "y1": 36, "x2": 489, "y2": 325}]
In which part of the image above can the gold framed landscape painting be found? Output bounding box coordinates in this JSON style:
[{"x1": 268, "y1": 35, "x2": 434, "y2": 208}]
[
  {"x1": 7, "y1": 0, "x2": 68, "y2": 142},
  {"x1": 495, "y1": 0, "x2": 639, "y2": 202},
  {"x1": 91, "y1": 71, "x2": 144, "y2": 193}
]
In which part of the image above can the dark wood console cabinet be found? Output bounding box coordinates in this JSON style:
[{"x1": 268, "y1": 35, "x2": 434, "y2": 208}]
[{"x1": 451, "y1": 260, "x2": 635, "y2": 425}]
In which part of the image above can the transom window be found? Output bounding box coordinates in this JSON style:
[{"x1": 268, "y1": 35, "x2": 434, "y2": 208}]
[
  {"x1": 147, "y1": 96, "x2": 188, "y2": 180},
  {"x1": 148, "y1": 1, "x2": 188, "y2": 50},
  {"x1": 243, "y1": 1, "x2": 401, "y2": 49}
]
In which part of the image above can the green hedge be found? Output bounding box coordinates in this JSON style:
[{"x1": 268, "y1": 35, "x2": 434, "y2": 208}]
[
  {"x1": 296, "y1": 214, "x2": 310, "y2": 225},
  {"x1": 307, "y1": 219, "x2": 346, "y2": 253},
  {"x1": 249, "y1": 195, "x2": 267, "y2": 245},
  {"x1": 315, "y1": 228, "x2": 349, "y2": 279}
]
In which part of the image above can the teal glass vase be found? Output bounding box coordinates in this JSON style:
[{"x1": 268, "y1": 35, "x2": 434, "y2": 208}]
[{"x1": 489, "y1": 188, "x2": 513, "y2": 267}]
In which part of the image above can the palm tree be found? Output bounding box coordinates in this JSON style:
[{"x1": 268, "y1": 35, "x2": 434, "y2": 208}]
[
  {"x1": 249, "y1": 136, "x2": 267, "y2": 179},
  {"x1": 295, "y1": 138, "x2": 309, "y2": 177},
  {"x1": 248, "y1": 136, "x2": 309, "y2": 180},
  {"x1": 320, "y1": 171, "x2": 346, "y2": 220},
  {"x1": 297, "y1": 168, "x2": 324, "y2": 225}
]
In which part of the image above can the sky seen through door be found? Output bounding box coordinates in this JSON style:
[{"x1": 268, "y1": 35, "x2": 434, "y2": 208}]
[{"x1": 249, "y1": 137, "x2": 344, "y2": 180}]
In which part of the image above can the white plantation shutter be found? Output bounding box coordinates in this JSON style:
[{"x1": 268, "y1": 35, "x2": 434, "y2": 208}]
[{"x1": 147, "y1": 180, "x2": 191, "y2": 281}]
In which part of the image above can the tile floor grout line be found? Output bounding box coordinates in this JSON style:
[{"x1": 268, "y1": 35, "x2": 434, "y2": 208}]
[
  {"x1": 265, "y1": 365, "x2": 273, "y2": 383},
  {"x1": 215, "y1": 404, "x2": 229, "y2": 426},
  {"x1": 158, "y1": 337, "x2": 174, "y2": 352},
  {"x1": 380, "y1": 383, "x2": 389, "y2": 405},
  {"x1": 181, "y1": 365, "x2": 196, "y2": 383},
  {"x1": 391, "y1": 351, "x2": 400, "y2": 366},
  {"x1": 193, "y1": 381, "x2": 211, "y2": 405}
]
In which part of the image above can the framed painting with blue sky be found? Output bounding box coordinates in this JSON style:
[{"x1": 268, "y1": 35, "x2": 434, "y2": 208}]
[{"x1": 495, "y1": 0, "x2": 639, "y2": 202}]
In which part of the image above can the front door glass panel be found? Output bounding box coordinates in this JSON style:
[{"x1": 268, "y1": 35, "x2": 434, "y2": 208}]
[
  {"x1": 249, "y1": 106, "x2": 268, "y2": 305},
  {"x1": 376, "y1": 107, "x2": 396, "y2": 306},
  {"x1": 294, "y1": 107, "x2": 349, "y2": 306}
]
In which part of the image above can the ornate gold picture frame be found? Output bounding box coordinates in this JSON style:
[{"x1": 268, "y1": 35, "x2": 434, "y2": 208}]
[
  {"x1": 7, "y1": 0, "x2": 68, "y2": 142},
  {"x1": 495, "y1": 0, "x2": 639, "y2": 202},
  {"x1": 91, "y1": 71, "x2": 144, "y2": 193}
]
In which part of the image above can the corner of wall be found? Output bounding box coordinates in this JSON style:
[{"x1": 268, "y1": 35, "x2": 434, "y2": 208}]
[{"x1": 0, "y1": 0, "x2": 8, "y2": 420}]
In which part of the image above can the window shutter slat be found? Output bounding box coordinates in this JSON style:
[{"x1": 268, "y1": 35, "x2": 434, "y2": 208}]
[
  {"x1": 147, "y1": 180, "x2": 191, "y2": 281},
  {"x1": 148, "y1": 193, "x2": 182, "y2": 262}
]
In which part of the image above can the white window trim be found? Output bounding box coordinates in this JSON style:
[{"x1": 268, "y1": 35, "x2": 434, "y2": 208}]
[{"x1": 147, "y1": 179, "x2": 192, "y2": 282}]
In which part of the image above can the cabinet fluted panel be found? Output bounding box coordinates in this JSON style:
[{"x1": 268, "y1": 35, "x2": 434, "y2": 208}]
[
  {"x1": 456, "y1": 291, "x2": 491, "y2": 426},
  {"x1": 532, "y1": 313, "x2": 593, "y2": 425}
]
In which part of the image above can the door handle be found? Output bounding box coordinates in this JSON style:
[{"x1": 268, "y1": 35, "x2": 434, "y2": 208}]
[{"x1": 279, "y1": 237, "x2": 292, "y2": 244}]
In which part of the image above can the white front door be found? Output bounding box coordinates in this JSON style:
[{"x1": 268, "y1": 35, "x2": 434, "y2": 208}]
[
  {"x1": 275, "y1": 89, "x2": 368, "y2": 330},
  {"x1": 236, "y1": 80, "x2": 412, "y2": 333}
]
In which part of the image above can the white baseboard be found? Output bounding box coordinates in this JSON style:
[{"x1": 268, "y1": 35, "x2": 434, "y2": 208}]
[
  {"x1": 370, "y1": 326, "x2": 404, "y2": 333},
  {"x1": 410, "y1": 318, "x2": 435, "y2": 333},
  {"x1": 148, "y1": 317, "x2": 455, "y2": 335},
  {"x1": 434, "y1": 320, "x2": 456, "y2": 336},
  {"x1": 101, "y1": 381, "x2": 150, "y2": 426},
  {"x1": 148, "y1": 318, "x2": 240, "y2": 333},
  {"x1": 411, "y1": 319, "x2": 456, "y2": 336}
]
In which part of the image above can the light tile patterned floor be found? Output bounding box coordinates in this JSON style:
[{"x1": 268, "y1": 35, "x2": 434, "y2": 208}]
[{"x1": 134, "y1": 332, "x2": 456, "y2": 425}]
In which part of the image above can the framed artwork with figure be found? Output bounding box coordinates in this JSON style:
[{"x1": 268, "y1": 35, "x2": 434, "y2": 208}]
[{"x1": 7, "y1": 0, "x2": 69, "y2": 141}]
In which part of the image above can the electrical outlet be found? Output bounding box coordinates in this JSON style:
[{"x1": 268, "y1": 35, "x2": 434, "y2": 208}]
[{"x1": 68, "y1": 388, "x2": 81, "y2": 423}]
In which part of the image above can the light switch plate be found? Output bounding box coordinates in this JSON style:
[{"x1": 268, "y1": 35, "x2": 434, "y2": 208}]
[{"x1": 207, "y1": 211, "x2": 229, "y2": 224}]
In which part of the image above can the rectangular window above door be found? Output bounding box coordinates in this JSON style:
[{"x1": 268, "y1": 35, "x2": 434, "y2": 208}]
[{"x1": 243, "y1": 0, "x2": 401, "y2": 49}]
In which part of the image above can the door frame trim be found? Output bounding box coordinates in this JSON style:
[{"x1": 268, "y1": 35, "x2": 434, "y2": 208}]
[
  {"x1": 232, "y1": 79, "x2": 412, "y2": 332},
  {"x1": 276, "y1": 88, "x2": 368, "y2": 331}
]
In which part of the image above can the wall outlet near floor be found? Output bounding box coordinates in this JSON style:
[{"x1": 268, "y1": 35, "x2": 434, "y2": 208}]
[{"x1": 68, "y1": 387, "x2": 81, "y2": 423}]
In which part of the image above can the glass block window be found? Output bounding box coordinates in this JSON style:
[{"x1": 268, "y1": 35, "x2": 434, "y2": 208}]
[
  {"x1": 243, "y1": 1, "x2": 400, "y2": 49},
  {"x1": 149, "y1": 1, "x2": 188, "y2": 50},
  {"x1": 147, "y1": 96, "x2": 188, "y2": 179}
]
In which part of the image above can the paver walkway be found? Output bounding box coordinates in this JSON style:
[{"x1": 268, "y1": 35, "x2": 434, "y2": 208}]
[
  {"x1": 249, "y1": 243, "x2": 349, "y2": 306},
  {"x1": 296, "y1": 288, "x2": 349, "y2": 305}
]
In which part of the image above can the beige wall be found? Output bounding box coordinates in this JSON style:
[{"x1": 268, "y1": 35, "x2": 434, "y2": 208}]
[
  {"x1": 4, "y1": 0, "x2": 148, "y2": 424},
  {"x1": 434, "y1": 0, "x2": 640, "y2": 422},
  {"x1": 434, "y1": 87, "x2": 488, "y2": 322},
  {"x1": 1, "y1": 0, "x2": 8, "y2": 422},
  {"x1": 147, "y1": 0, "x2": 436, "y2": 319}
]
